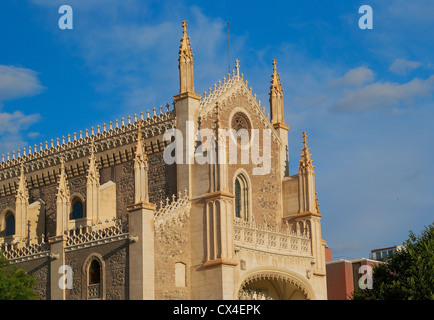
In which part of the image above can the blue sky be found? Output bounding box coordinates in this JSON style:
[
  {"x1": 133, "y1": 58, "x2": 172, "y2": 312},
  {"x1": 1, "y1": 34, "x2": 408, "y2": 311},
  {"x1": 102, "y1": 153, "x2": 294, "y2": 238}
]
[{"x1": 0, "y1": 0, "x2": 433, "y2": 260}]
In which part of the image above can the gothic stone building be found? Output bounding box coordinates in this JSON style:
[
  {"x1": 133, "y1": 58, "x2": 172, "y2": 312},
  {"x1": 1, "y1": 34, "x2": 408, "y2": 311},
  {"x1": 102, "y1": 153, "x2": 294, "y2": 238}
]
[{"x1": 0, "y1": 21, "x2": 328, "y2": 300}]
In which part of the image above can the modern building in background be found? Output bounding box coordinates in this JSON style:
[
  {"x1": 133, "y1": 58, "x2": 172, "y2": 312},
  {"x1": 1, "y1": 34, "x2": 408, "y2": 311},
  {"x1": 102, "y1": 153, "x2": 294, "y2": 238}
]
[
  {"x1": 0, "y1": 21, "x2": 329, "y2": 300},
  {"x1": 326, "y1": 257, "x2": 379, "y2": 300},
  {"x1": 370, "y1": 245, "x2": 404, "y2": 261}
]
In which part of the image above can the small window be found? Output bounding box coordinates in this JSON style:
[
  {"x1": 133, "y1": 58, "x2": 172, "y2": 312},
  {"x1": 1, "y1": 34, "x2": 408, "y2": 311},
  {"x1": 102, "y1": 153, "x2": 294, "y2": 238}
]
[
  {"x1": 234, "y1": 173, "x2": 249, "y2": 220},
  {"x1": 235, "y1": 179, "x2": 241, "y2": 218},
  {"x1": 175, "y1": 262, "x2": 186, "y2": 287},
  {"x1": 5, "y1": 212, "x2": 15, "y2": 236},
  {"x1": 89, "y1": 260, "x2": 101, "y2": 285},
  {"x1": 87, "y1": 259, "x2": 102, "y2": 300},
  {"x1": 70, "y1": 199, "x2": 83, "y2": 220}
]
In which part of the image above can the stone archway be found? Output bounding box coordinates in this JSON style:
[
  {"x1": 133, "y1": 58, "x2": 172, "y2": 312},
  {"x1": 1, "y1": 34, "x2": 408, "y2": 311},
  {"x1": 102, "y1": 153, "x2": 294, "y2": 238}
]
[{"x1": 237, "y1": 270, "x2": 315, "y2": 300}]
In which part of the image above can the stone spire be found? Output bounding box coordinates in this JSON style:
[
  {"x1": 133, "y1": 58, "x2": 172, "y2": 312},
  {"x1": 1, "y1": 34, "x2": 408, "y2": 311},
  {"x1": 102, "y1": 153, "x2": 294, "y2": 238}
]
[
  {"x1": 57, "y1": 158, "x2": 70, "y2": 200},
  {"x1": 133, "y1": 120, "x2": 149, "y2": 204},
  {"x1": 178, "y1": 20, "x2": 195, "y2": 94},
  {"x1": 87, "y1": 140, "x2": 100, "y2": 184},
  {"x1": 16, "y1": 162, "x2": 29, "y2": 203},
  {"x1": 127, "y1": 121, "x2": 156, "y2": 300},
  {"x1": 295, "y1": 132, "x2": 325, "y2": 277},
  {"x1": 174, "y1": 20, "x2": 201, "y2": 196},
  {"x1": 270, "y1": 59, "x2": 289, "y2": 178},
  {"x1": 15, "y1": 162, "x2": 29, "y2": 239},
  {"x1": 86, "y1": 141, "x2": 100, "y2": 222},
  {"x1": 298, "y1": 132, "x2": 315, "y2": 174},
  {"x1": 269, "y1": 59, "x2": 285, "y2": 126},
  {"x1": 56, "y1": 157, "x2": 71, "y2": 235},
  {"x1": 298, "y1": 132, "x2": 317, "y2": 214},
  {"x1": 210, "y1": 102, "x2": 228, "y2": 193},
  {"x1": 203, "y1": 102, "x2": 236, "y2": 270}
]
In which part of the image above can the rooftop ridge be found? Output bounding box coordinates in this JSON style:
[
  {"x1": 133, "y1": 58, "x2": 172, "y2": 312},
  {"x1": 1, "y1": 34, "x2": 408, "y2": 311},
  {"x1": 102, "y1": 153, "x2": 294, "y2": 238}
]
[
  {"x1": 0, "y1": 104, "x2": 175, "y2": 175},
  {"x1": 199, "y1": 67, "x2": 243, "y2": 110},
  {"x1": 154, "y1": 189, "x2": 190, "y2": 222}
]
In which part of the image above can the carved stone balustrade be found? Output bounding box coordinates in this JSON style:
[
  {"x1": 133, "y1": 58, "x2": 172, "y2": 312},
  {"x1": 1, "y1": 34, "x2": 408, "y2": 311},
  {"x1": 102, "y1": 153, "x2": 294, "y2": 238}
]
[{"x1": 233, "y1": 219, "x2": 312, "y2": 257}]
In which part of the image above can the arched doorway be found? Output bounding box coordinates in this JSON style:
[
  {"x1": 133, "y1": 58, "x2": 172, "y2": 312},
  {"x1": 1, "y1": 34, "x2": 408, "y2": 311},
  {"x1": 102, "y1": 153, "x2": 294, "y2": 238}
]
[{"x1": 237, "y1": 270, "x2": 315, "y2": 300}]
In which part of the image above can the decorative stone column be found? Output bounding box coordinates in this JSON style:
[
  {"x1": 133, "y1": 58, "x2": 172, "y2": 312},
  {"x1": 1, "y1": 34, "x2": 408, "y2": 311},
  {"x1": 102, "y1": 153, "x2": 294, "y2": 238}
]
[
  {"x1": 127, "y1": 202, "x2": 156, "y2": 300},
  {"x1": 55, "y1": 158, "x2": 70, "y2": 236},
  {"x1": 127, "y1": 122, "x2": 156, "y2": 299},
  {"x1": 48, "y1": 234, "x2": 67, "y2": 300},
  {"x1": 15, "y1": 162, "x2": 29, "y2": 243},
  {"x1": 269, "y1": 59, "x2": 289, "y2": 178},
  {"x1": 174, "y1": 20, "x2": 201, "y2": 196}
]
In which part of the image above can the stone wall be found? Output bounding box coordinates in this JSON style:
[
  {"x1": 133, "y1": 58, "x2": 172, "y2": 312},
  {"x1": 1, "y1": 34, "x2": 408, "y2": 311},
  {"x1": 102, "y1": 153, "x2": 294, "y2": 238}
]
[
  {"x1": 65, "y1": 239, "x2": 129, "y2": 300},
  {"x1": 13, "y1": 257, "x2": 51, "y2": 300},
  {"x1": 200, "y1": 91, "x2": 282, "y2": 228},
  {"x1": 154, "y1": 209, "x2": 191, "y2": 300}
]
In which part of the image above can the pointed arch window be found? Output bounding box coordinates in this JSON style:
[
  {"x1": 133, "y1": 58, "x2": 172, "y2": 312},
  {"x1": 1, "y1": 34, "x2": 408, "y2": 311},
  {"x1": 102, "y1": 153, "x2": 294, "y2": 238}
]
[
  {"x1": 88, "y1": 259, "x2": 102, "y2": 299},
  {"x1": 70, "y1": 198, "x2": 83, "y2": 220},
  {"x1": 89, "y1": 260, "x2": 101, "y2": 285},
  {"x1": 234, "y1": 173, "x2": 250, "y2": 220},
  {"x1": 4, "y1": 212, "x2": 15, "y2": 236}
]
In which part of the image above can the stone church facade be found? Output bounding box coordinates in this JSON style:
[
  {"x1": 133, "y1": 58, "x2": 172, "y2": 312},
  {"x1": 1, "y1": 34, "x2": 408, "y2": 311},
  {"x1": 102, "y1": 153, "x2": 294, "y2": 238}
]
[{"x1": 0, "y1": 21, "x2": 327, "y2": 300}]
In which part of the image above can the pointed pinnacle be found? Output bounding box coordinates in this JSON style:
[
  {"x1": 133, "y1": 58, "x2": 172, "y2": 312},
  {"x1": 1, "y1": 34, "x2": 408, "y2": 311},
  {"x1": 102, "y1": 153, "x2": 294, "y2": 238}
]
[
  {"x1": 299, "y1": 131, "x2": 314, "y2": 169},
  {"x1": 270, "y1": 59, "x2": 283, "y2": 91},
  {"x1": 302, "y1": 131, "x2": 308, "y2": 148},
  {"x1": 137, "y1": 119, "x2": 143, "y2": 142}
]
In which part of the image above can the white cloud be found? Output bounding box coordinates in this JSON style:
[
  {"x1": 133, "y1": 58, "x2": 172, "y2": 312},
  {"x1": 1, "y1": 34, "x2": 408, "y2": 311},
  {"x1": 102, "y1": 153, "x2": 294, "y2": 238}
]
[
  {"x1": 332, "y1": 75, "x2": 434, "y2": 112},
  {"x1": 29, "y1": 1, "x2": 230, "y2": 115},
  {"x1": 0, "y1": 111, "x2": 41, "y2": 156},
  {"x1": 329, "y1": 67, "x2": 374, "y2": 87},
  {"x1": 0, "y1": 65, "x2": 45, "y2": 102},
  {"x1": 0, "y1": 65, "x2": 44, "y2": 156},
  {"x1": 389, "y1": 58, "x2": 422, "y2": 75}
]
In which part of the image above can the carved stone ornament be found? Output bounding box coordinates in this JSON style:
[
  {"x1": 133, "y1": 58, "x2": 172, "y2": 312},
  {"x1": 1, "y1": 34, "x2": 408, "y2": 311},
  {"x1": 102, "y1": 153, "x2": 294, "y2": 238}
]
[{"x1": 231, "y1": 112, "x2": 251, "y2": 135}]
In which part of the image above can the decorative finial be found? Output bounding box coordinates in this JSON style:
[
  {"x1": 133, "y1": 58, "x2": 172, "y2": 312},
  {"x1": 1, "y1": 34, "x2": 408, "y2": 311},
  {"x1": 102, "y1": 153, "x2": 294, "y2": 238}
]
[
  {"x1": 214, "y1": 102, "x2": 220, "y2": 123},
  {"x1": 270, "y1": 58, "x2": 282, "y2": 89},
  {"x1": 302, "y1": 131, "x2": 307, "y2": 147},
  {"x1": 235, "y1": 59, "x2": 240, "y2": 77},
  {"x1": 270, "y1": 58, "x2": 285, "y2": 125},
  {"x1": 299, "y1": 131, "x2": 314, "y2": 172},
  {"x1": 137, "y1": 119, "x2": 143, "y2": 142},
  {"x1": 177, "y1": 20, "x2": 196, "y2": 95},
  {"x1": 182, "y1": 20, "x2": 188, "y2": 34}
]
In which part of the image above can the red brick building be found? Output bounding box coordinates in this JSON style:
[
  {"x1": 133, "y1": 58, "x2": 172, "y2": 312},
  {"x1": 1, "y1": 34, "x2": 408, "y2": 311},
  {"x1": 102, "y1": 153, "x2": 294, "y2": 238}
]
[{"x1": 325, "y1": 250, "x2": 380, "y2": 300}]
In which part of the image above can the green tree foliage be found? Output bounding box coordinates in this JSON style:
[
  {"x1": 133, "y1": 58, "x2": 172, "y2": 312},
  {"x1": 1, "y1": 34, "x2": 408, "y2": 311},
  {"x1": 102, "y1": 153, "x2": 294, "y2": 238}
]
[
  {"x1": 0, "y1": 251, "x2": 38, "y2": 300},
  {"x1": 352, "y1": 222, "x2": 434, "y2": 300}
]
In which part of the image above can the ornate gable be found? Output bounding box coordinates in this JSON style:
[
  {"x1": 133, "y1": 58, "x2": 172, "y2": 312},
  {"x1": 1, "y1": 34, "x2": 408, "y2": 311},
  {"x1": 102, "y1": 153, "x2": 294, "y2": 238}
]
[{"x1": 198, "y1": 62, "x2": 281, "y2": 147}]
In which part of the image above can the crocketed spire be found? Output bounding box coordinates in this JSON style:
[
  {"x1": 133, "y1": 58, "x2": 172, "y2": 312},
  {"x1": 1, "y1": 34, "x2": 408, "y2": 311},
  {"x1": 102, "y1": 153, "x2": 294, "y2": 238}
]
[
  {"x1": 178, "y1": 20, "x2": 195, "y2": 94},
  {"x1": 269, "y1": 59, "x2": 285, "y2": 125},
  {"x1": 133, "y1": 120, "x2": 149, "y2": 203},
  {"x1": 57, "y1": 157, "x2": 70, "y2": 199},
  {"x1": 87, "y1": 140, "x2": 100, "y2": 184},
  {"x1": 16, "y1": 162, "x2": 29, "y2": 202},
  {"x1": 298, "y1": 132, "x2": 315, "y2": 173}
]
